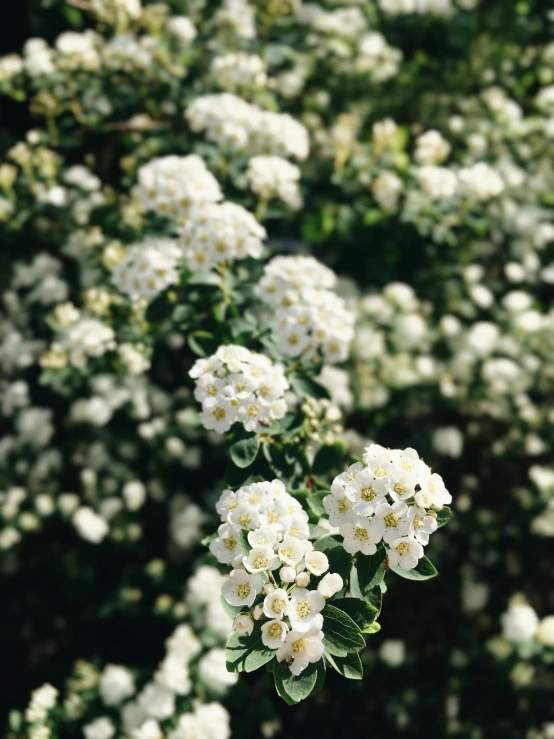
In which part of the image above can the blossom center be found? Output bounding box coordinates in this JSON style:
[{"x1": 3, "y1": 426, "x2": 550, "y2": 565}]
[
  {"x1": 237, "y1": 583, "x2": 251, "y2": 599},
  {"x1": 296, "y1": 601, "x2": 311, "y2": 618}
]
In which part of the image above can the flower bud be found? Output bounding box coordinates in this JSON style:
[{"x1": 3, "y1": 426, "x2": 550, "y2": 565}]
[
  {"x1": 252, "y1": 604, "x2": 264, "y2": 620},
  {"x1": 280, "y1": 566, "x2": 296, "y2": 583},
  {"x1": 295, "y1": 571, "x2": 310, "y2": 587},
  {"x1": 234, "y1": 614, "x2": 254, "y2": 636},
  {"x1": 318, "y1": 572, "x2": 343, "y2": 598}
]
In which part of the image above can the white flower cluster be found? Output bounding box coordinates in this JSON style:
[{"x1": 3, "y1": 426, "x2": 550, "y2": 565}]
[
  {"x1": 458, "y1": 162, "x2": 505, "y2": 201},
  {"x1": 210, "y1": 52, "x2": 267, "y2": 92},
  {"x1": 213, "y1": 479, "x2": 344, "y2": 675},
  {"x1": 324, "y1": 444, "x2": 451, "y2": 569},
  {"x1": 256, "y1": 256, "x2": 355, "y2": 363},
  {"x1": 61, "y1": 318, "x2": 116, "y2": 369},
  {"x1": 379, "y1": 0, "x2": 455, "y2": 16},
  {"x1": 185, "y1": 94, "x2": 309, "y2": 160},
  {"x1": 89, "y1": 0, "x2": 142, "y2": 26},
  {"x1": 356, "y1": 33, "x2": 403, "y2": 83},
  {"x1": 498, "y1": 599, "x2": 554, "y2": 652},
  {"x1": 135, "y1": 155, "x2": 222, "y2": 220},
  {"x1": 86, "y1": 624, "x2": 231, "y2": 739},
  {"x1": 214, "y1": 0, "x2": 257, "y2": 39},
  {"x1": 189, "y1": 345, "x2": 289, "y2": 433},
  {"x1": 179, "y1": 202, "x2": 266, "y2": 272},
  {"x1": 246, "y1": 156, "x2": 303, "y2": 210},
  {"x1": 111, "y1": 238, "x2": 181, "y2": 301}
]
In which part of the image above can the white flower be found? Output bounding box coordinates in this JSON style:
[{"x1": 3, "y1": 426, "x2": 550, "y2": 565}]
[
  {"x1": 305, "y1": 551, "x2": 329, "y2": 577},
  {"x1": 277, "y1": 536, "x2": 305, "y2": 566},
  {"x1": 166, "y1": 16, "x2": 196, "y2": 44},
  {"x1": 179, "y1": 201, "x2": 265, "y2": 272},
  {"x1": 83, "y1": 717, "x2": 115, "y2": 739},
  {"x1": 408, "y1": 506, "x2": 438, "y2": 546},
  {"x1": 198, "y1": 649, "x2": 238, "y2": 693},
  {"x1": 247, "y1": 156, "x2": 303, "y2": 210},
  {"x1": 501, "y1": 603, "x2": 539, "y2": 643},
  {"x1": 379, "y1": 640, "x2": 405, "y2": 667},
  {"x1": 280, "y1": 566, "x2": 297, "y2": 583},
  {"x1": 415, "y1": 130, "x2": 451, "y2": 165},
  {"x1": 100, "y1": 664, "x2": 136, "y2": 706},
  {"x1": 190, "y1": 345, "x2": 289, "y2": 434},
  {"x1": 276, "y1": 624, "x2": 325, "y2": 675},
  {"x1": 61, "y1": 318, "x2": 115, "y2": 369},
  {"x1": 137, "y1": 682, "x2": 175, "y2": 720},
  {"x1": 111, "y1": 239, "x2": 181, "y2": 301},
  {"x1": 233, "y1": 614, "x2": 254, "y2": 635},
  {"x1": 340, "y1": 516, "x2": 380, "y2": 555},
  {"x1": 318, "y1": 573, "x2": 344, "y2": 598},
  {"x1": 372, "y1": 501, "x2": 410, "y2": 543},
  {"x1": 209, "y1": 523, "x2": 241, "y2": 564},
  {"x1": 344, "y1": 466, "x2": 387, "y2": 515},
  {"x1": 286, "y1": 588, "x2": 325, "y2": 632},
  {"x1": 323, "y1": 486, "x2": 355, "y2": 527},
  {"x1": 244, "y1": 545, "x2": 280, "y2": 573},
  {"x1": 458, "y1": 162, "x2": 504, "y2": 201},
  {"x1": 135, "y1": 155, "x2": 222, "y2": 219},
  {"x1": 186, "y1": 94, "x2": 309, "y2": 160},
  {"x1": 387, "y1": 536, "x2": 424, "y2": 570},
  {"x1": 263, "y1": 589, "x2": 290, "y2": 620},
  {"x1": 262, "y1": 619, "x2": 289, "y2": 649},
  {"x1": 211, "y1": 52, "x2": 266, "y2": 92},
  {"x1": 72, "y1": 507, "x2": 109, "y2": 544},
  {"x1": 536, "y1": 616, "x2": 554, "y2": 647},
  {"x1": 222, "y1": 569, "x2": 263, "y2": 607}
]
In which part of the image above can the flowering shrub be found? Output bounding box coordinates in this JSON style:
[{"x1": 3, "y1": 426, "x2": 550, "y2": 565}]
[{"x1": 1, "y1": 0, "x2": 554, "y2": 737}]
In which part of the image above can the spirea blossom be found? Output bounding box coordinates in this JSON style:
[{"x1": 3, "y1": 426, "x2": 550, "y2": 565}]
[
  {"x1": 179, "y1": 202, "x2": 266, "y2": 271},
  {"x1": 189, "y1": 345, "x2": 289, "y2": 433},
  {"x1": 111, "y1": 238, "x2": 181, "y2": 301},
  {"x1": 185, "y1": 94, "x2": 309, "y2": 160},
  {"x1": 61, "y1": 318, "x2": 116, "y2": 368},
  {"x1": 256, "y1": 256, "x2": 355, "y2": 363},
  {"x1": 135, "y1": 155, "x2": 222, "y2": 219},
  {"x1": 210, "y1": 52, "x2": 267, "y2": 92},
  {"x1": 213, "y1": 478, "x2": 342, "y2": 675},
  {"x1": 246, "y1": 156, "x2": 303, "y2": 210},
  {"x1": 325, "y1": 444, "x2": 451, "y2": 569}
]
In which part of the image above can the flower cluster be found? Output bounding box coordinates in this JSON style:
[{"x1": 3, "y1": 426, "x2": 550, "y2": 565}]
[
  {"x1": 185, "y1": 94, "x2": 310, "y2": 160},
  {"x1": 210, "y1": 52, "x2": 267, "y2": 93},
  {"x1": 213, "y1": 479, "x2": 342, "y2": 675},
  {"x1": 178, "y1": 201, "x2": 266, "y2": 272},
  {"x1": 246, "y1": 156, "x2": 303, "y2": 210},
  {"x1": 325, "y1": 445, "x2": 451, "y2": 569},
  {"x1": 111, "y1": 238, "x2": 181, "y2": 301},
  {"x1": 50, "y1": 318, "x2": 116, "y2": 370},
  {"x1": 135, "y1": 155, "x2": 222, "y2": 220},
  {"x1": 256, "y1": 256, "x2": 355, "y2": 363},
  {"x1": 189, "y1": 345, "x2": 289, "y2": 433}
]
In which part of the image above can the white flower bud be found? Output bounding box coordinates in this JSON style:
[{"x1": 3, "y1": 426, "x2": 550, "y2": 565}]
[
  {"x1": 318, "y1": 572, "x2": 343, "y2": 598},
  {"x1": 252, "y1": 604, "x2": 264, "y2": 620},
  {"x1": 280, "y1": 566, "x2": 296, "y2": 583},
  {"x1": 233, "y1": 614, "x2": 254, "y2": 636},
  {"x1": 295, "y1": 571, "x2": 310, "y2": 587}
]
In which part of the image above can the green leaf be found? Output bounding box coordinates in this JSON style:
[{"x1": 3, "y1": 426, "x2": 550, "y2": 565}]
[
  {"x1": 238, "y1": 530, "x2": 251, "y2": 556},
  {"x1": 273, "y1": 660, "x2": 320, "y2": 705},
  {"x1": 306, "y1": 491, "x2": 328, "y2": 519},
  {"x1": 354, "y1": 543, "x2": 387, "y2": 596},
  {"x1": 322, "y1": 604, "x2": 366, "y2": 657},
  {"x1": 290, "y1": 374, "x2": 330, "y2": 400},
  {"x1": 332, "y1": 598, "x2": 377, "y2": 631},
  {"x1": 172, "y1": 304, "x2": 196, "y2": 328},
  {"x1": 220, "y1": 595, "x2": 242, "y2": 619},
  {"x1": 325, "y1": 651, "x2": 363, "y2": 679},
  {"x1": 224, "y1": 460, "x2": 252, "y2": 488},
  {"x1": 435, "y1": 507, "x2": 452, "y2": 529},
  {"x1": 226, "y1": 630, "x2": 275, "y2": 673},
  {"x1": 312, "y1": 441, "x2": 348, "y2": 476},
  {"x1": 229, "y1": 434, "x2": 260, "y2": 469},
  {"x1": 201, "y1": 532, "x2": 217, "y2": 547},
  {"x1": 314, "y1": 536, "x2": 352, "y2": 582},
  {"x1": 363, "y1": 621, "x2": 381, "y2": 634},
  {"x1": 390, "y1": 555, "x2": 438, "y2": 581},
  {"x1": 187, "y1": 331, "x2": 217, "y2": 357}
]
